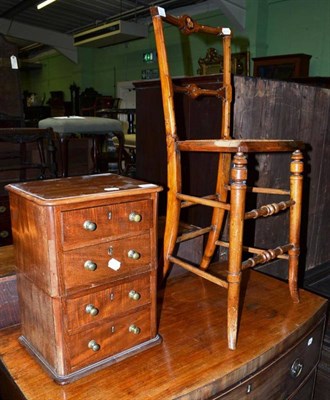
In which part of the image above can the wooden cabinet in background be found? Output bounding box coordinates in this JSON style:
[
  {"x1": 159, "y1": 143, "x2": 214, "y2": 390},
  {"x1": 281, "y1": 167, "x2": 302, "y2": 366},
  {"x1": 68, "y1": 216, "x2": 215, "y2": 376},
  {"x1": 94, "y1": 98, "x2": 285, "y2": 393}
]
[
  {"x1": 253, "y1": 53, "x2": 311, "y2": 79},
  {"x1": 6, "y1": 174, "x2": 162, "y2": 384}
]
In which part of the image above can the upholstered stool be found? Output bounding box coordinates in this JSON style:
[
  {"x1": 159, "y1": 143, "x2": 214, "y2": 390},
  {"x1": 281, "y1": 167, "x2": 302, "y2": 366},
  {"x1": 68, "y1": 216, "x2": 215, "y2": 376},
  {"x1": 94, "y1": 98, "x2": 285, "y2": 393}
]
[{"x1": 39, "y1": 116, "x2": 123, "y2": 177}]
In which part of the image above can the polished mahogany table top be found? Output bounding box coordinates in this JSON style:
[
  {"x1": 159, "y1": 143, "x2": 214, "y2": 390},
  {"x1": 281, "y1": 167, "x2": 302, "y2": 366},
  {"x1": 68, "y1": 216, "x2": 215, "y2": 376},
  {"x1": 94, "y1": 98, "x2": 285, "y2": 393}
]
[{"x1": 0, "y1": 267, "x2": 327, "y2": 399}]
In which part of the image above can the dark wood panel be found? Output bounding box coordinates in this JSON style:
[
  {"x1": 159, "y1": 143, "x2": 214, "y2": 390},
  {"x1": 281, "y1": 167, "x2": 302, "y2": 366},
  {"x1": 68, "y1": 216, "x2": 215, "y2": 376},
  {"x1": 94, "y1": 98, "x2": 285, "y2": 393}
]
[
  {"x1": 233, "y1": 76, "x2": 330, "y2": 272},
  {"x1": 0, "y1": 36, "x2": 23, "y2": 119}
]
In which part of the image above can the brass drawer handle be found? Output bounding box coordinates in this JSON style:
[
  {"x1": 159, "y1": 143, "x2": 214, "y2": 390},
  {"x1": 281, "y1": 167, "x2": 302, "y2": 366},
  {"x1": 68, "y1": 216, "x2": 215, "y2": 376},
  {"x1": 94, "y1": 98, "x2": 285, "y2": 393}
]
[
  {"x1": 88, "y1": 340, "x2": 100, "y2": 352},
  {"x1": 127, "y1": 249, "x2": 141, "y2": 260},
  {"x1": 290, "y1": 358, "x2": 304, "y2": 378},
  {"x1": 128, "y1": 212, "x2": 142, "y2": 223},
  {"x1": 128, "y1": 290, "x2": 141, "y2": 301},
  {"x1": 0, "y1": 206, "x2": 6, "y2": 213},
  {"x1": 85, "y1": 304, "x2": 99, "y2": 316},
  {"x1": 83, "y1": 220, "x2": 97, "y2": 231},
  {"x1": 84, "y1": 260, "x2": 97, "y2": 271},
  {"x1": 129, "y1": 324, "x2": 141, "y2": 335},
  {"x1": 0, "y1": 230, "x2": 9, "y2": 238}
]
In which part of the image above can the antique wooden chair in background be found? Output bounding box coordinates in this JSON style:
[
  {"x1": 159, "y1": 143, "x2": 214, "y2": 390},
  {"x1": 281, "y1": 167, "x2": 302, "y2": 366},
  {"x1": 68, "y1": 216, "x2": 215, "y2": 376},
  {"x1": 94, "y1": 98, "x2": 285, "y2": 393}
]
[
  {"x1": 0, "y1": 35, "x2": 56, "y2": 182},
  {"x1": 151, "y1": 7, "x2": 304, "y2": 349}
]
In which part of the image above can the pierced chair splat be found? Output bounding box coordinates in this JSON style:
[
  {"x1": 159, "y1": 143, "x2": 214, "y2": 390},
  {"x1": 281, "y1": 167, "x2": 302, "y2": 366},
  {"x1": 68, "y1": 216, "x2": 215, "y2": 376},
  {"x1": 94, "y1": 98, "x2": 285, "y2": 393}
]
[{"x1": 150, "y1": 6, "x2": 305, "y2": 350}]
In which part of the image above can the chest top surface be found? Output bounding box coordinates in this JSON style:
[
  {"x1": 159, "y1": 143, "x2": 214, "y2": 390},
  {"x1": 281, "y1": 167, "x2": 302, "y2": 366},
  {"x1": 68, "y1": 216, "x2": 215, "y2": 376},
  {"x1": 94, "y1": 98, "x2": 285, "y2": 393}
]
[{"x1": 5, "y1": 173, "x2": 162, "y2": 205}]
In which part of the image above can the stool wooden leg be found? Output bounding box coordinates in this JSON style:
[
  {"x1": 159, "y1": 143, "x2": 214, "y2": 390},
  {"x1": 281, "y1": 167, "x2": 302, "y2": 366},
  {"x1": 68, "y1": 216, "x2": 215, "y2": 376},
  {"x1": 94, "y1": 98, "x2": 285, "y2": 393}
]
[
  {"x1": 47, "y1": 136, "x2": 57, "y2": 178},
  {"x1": 289, "y1": 150, "x2": 304, "y2": 303},
  {"x1": 227, "y1": 152, "x2": 247, "y2": 350},
  {"x1": 19, "y1": 143, "x2": 27, "y2": 181},
  {"x1": 58, "y1": 136, "x2": 69, "y2": 177},
  {"x1": 36, "y1": 138, "x2": 47, "y2": 178},
  {"x1": 91, "y1": 135, "x2": 100, "y2": 173},
  {"x1": 113, "y1": 132, "x2": 125, "y2": 175}
]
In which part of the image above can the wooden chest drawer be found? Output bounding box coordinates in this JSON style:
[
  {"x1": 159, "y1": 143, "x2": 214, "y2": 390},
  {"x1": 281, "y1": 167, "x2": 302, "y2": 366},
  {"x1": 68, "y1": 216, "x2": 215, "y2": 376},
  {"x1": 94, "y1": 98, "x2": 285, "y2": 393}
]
[
  {"x1": 62, "y1": 232, "x2": 152, "y2": 291},
  {"x1": 216, "y1": 319, "x2": 324, "y2": 399},
  {"x1": 68, "y1": 306, "x2": 152, "y2": 370},
  {"x1": 61, "y1": 199, "x2": 153, "y2": 247},
  {"x1": 6, "y1": 174, "x2": 162, "y2": 383},
  {"x1": 65, "y1": 273, "x2": 151, "y2": 332},
  {"x1": 0, "y1": 195, "x2": 12, "y2": 246}
]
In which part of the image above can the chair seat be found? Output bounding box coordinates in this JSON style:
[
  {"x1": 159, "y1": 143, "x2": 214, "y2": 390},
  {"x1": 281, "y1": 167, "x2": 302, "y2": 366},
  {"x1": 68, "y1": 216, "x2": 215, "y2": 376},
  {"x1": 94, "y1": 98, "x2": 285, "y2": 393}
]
[{"x1": 178, "y1": 139, "x2": 304, "y2": 153}]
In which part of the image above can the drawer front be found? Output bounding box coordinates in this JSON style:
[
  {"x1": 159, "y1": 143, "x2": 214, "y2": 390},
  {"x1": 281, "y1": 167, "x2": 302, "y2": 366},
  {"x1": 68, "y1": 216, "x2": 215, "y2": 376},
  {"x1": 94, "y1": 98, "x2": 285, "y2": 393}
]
[
  {"x1": 0, "y1": 228, "x2": 12, "y2": 246},
  {"x1": 290, "y1": 368, "x2": 317, "y2": 400},
  {"x1": 217, "y1": 320, "x2": 324, "y2": 400},
  {"x1": 65, "y1": 273, "x2": 151, "y2": 332},
  {"x1": 61, "y1": 199, "x2": 153, "y2": 246},
  {"x1": 0, "y1": 196, "x2": 12, "y2": 246},
  {"x1": 68, "y1": 306, "x2": 151, "y2": 370},
  {"x1": 63, "y1": 232, "x2": 152, "y2": 291}
]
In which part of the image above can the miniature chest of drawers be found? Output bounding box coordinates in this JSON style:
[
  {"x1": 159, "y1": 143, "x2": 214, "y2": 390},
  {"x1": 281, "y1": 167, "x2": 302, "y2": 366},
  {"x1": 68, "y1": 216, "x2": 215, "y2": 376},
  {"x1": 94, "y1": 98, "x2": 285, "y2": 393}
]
[{"x1": 6, "y1": 174, "x2": 162, "y2": 384}]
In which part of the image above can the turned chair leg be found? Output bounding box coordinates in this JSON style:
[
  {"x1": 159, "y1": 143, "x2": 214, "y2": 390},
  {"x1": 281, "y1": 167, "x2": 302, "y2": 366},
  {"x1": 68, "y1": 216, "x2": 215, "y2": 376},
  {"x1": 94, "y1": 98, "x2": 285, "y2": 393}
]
[
  {"x1": 289, "y1": 150, "x2": 304, "y2": 303},
  {"x1": 227, "y1": 152, "x2": 247, "y2": 350}
]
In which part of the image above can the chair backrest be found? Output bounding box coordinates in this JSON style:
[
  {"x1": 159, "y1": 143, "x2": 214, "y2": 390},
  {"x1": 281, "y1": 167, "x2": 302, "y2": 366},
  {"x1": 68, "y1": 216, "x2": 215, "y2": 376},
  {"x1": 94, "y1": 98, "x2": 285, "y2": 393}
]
[{"x1": 150, "y1": 7, "x2": 233, "y2": 142}]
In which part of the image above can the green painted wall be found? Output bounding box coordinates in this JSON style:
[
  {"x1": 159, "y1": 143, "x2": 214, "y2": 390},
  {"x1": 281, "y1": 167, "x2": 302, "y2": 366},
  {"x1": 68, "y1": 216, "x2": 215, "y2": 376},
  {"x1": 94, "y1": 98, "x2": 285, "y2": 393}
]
[
  {"x1": 21, "y1": 0, "x2": 330, "y2": 102},
  {"x1": 246, "y1": 0, "x2": 330, "y2": 76}
]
